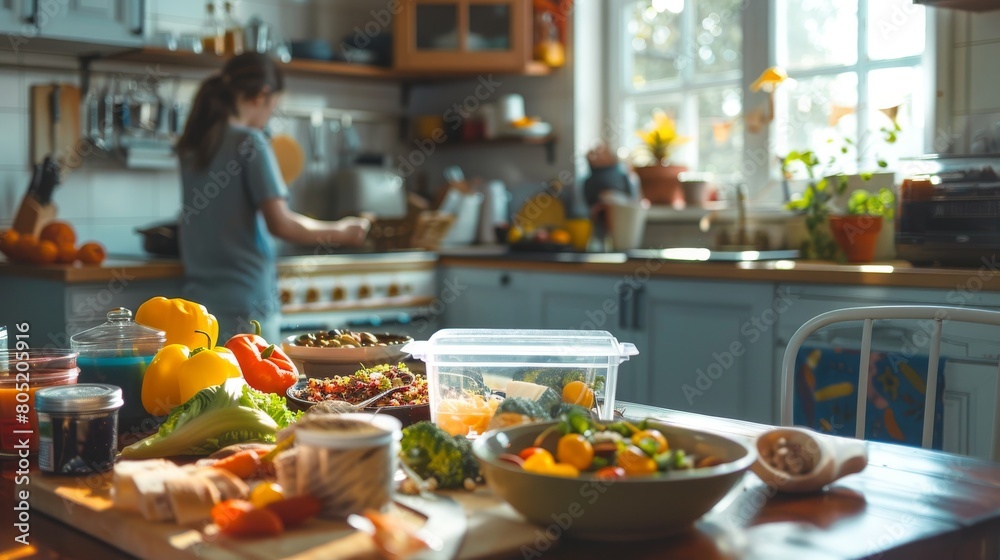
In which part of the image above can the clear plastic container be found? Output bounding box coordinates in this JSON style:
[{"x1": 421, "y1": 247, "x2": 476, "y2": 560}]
[
  {"x1": 403, "y1": 329, "x2": 638, "y2": 436},
  {"x1": 70, "y1": 308, "x2": 165, "y2": 437}
]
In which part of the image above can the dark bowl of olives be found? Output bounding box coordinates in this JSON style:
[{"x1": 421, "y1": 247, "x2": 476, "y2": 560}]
[{"x1": 282, "y1": 330, "x2": 413, "y2": 369}]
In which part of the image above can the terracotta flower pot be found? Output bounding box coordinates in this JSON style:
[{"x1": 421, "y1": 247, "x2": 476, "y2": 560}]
[
  {"x1": 828, "y1": 215, "x2": 883, "y2": 263},
  {"x1": 634, "y1": 164, "x2": 686, "y2": 206}
]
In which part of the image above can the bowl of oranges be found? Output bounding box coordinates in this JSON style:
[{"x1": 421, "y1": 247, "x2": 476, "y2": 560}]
[{"x1": 0, "y1": 221, "x2": 106, "y2": 266}]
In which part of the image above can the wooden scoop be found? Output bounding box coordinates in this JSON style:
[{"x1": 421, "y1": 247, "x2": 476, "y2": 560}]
[{"x1": 751, "y1": 426, "x2": 868, "y2": 493}]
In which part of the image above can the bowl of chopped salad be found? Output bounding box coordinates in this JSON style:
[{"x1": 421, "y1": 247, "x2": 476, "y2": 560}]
[
  {"x1": 285, "y1": 363, "x2": 430, "y2": 426},
  {"x1": 472, "y1": 413, "x2": 755, "y2": 540}
]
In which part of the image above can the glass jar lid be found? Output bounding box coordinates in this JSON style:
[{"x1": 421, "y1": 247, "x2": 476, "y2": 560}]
[
  {"x1": 70, "y1": 308, "x2": 165, "y2": 357},
  {"x1": 35, "y1": 383, "x2": 124, "y2": 413}
]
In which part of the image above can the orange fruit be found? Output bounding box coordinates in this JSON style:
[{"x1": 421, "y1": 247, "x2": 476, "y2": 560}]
[
  {"x1": 77, "y1": 241, "x2": 106, "y2": 265},
  {"x1": 56, "y1": 242, "x2": 77, "y2": 264},
  {"x1": 39, "y1": 221, "x2": 76, "y2": 246},
  {"x1": 550, "y1": 229, "x2": 571, "y2": 246},
  {"x1": 15, "y1": 234, "x2": 38, "y2": 263},
  {"x1": 0, "y1": 229, "x2": 19, "y2": 258},
  {"x1": 562, "y1": 380, "x2": 595, "y2": 409},
  {"x1": 35, "y1": 240, "x2": 58, "y2": 264}
]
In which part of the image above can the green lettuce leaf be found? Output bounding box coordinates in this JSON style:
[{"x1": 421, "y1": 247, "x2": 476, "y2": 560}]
[{"x1": 120, "y1": 379, "x2": 301, "y2": 459}]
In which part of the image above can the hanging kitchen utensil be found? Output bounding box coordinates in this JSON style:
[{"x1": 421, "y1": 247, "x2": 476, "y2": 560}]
[
  {"x1": 271, "y1": 134, "x2": 305, "y2": 185},
  {"x1": 30, "y1": 83, "x2": 80, "y2": 169}
]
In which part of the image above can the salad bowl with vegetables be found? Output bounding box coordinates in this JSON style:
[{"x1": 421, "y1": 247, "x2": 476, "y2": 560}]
[{"x1": 472, "y1": 409, "x2": 755, "y2": 541}]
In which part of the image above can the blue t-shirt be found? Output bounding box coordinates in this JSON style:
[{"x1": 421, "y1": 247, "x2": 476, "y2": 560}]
[{"x1": 178, "y1": 125, "x2": 288, "y2": 324}]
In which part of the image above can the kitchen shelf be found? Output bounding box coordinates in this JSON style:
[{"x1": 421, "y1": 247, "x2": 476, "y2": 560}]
[
  {"x1": 109, "y1": 47, "x2": 397, "y2": 79},
  {"x1": 433, "y1": 134, "x2": 558, "y2": 163},
  {"x1": 106, "y1": 47, "x2": 551, "y2": 81}
]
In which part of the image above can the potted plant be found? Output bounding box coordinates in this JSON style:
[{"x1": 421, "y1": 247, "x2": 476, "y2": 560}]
[
  {"x1": 828, "y1": 188, "x2": 895, "y2": 263},
  {"x1": 783, "y1": 120, "x2": 902, "y2": 261},
  {"x1": 632, "y1": 111, "x2": 689, "y2": 207}
]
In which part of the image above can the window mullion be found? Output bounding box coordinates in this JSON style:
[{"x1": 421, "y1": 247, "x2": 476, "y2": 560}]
[{"x1": 857, "y1": 0, "x2": 869, "y2": 171}]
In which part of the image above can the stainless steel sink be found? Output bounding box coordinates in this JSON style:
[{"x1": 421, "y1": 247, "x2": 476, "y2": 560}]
[{"x1": 628, "y1": 248, "x2": 800, "y2": 262}]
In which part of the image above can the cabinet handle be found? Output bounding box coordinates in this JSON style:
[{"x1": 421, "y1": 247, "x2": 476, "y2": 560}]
[
  {"x1": 499, "y1": 273, "x2": 511, "y2": 287},
  {"x1": 129, "y1": 0, "x2": 145, "y2": 35},
  {"x1": 632, "y1": 286, "x2": 644, "y2": 330},
  {"x1": 618, "y1": 286, "x2": 628, "y2": 330}
]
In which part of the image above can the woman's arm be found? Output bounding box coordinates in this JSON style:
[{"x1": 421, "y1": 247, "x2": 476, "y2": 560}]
[{"x1": 260, "y1": 198, "x2": 370, "y2": 247}]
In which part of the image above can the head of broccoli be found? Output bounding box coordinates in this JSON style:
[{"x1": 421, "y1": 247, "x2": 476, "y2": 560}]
[
  {"x1": 496, "y1": 397, "x2": 550, "y2": 420},
  {"x1": 400, "y1": 421, "x2": 478, "y2": 489}
]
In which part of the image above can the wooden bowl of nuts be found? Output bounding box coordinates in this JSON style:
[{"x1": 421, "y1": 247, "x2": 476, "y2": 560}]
[
  {"x1": 282, "y1": 330, "x2": 413, "y2": 373},
  {"x1": 750, "y1": 427, "x2": 867, "y2": 494}
]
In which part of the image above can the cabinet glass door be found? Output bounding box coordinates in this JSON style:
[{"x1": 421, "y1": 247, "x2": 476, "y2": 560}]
[
  {"x1": 397, "y1": 0, "x2": 527, "y2": 72},
  {"x1": 415, "y1": 3, "x2": 459, "y2": 50},
  {"x1": 468, "y1": 4, "x2": 511, "y2": 51}
]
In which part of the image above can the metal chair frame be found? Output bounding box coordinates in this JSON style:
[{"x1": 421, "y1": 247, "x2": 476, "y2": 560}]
[{"x1": 780, "y1": 305, "x2": 1000, "y2": 454}]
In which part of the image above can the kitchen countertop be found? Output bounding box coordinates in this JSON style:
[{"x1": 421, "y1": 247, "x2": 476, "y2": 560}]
[{"x1": 3, "y1": 249, "x2": 1000, "y2": 291}]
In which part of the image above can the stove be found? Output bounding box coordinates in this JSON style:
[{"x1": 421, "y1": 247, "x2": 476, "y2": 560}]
[{"x1": 276, "y1": 251, "x2": 439, "y2": 339}]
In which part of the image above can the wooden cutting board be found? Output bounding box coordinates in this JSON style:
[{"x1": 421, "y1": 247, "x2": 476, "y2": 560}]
[
  {"x1": 30, "y1": 84, "x2": 82, "y2": 169},
  {"x1": 30, "y1": 471, "x2": 548, "y2": 560}
]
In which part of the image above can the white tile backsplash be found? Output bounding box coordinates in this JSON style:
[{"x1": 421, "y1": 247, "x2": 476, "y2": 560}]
[
  {"x1": 0, "y1": 111, "x2": 26, "y2": 168},
  {"x1": 90, "y1": 171, "x2": 159, "y2": 219},
  {"x1": 155, "y1": 171, "x2": 182, "y2": 219},
  {"x1": 969, "y1": 42, "x2": 1000, "y2": 112},
  {"x1": 50, "y1": 171, "x2": 92, "y2": 220},
  {"x1": 970, "y1": 11, "x2": 1000, "y2": 43},
  {"x1": 953, "y1": 46, "x2": 968, "y2": 113},
  {"x1": 0, "y1": 70, "x2": 21, "y2": 109}
]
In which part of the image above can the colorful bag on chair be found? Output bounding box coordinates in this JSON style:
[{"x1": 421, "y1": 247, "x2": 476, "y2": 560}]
[{"x1": 792, "y1": 344, "x2": 945, "y2": 449}]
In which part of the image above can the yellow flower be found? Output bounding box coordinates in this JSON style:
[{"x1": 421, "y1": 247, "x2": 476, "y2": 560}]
[
  {"x1": 750, "y1": 66, "x2": 789, "y2": 93},
  {"x1": 636, "y1": 111, "x2": 689, "y2": 162}
]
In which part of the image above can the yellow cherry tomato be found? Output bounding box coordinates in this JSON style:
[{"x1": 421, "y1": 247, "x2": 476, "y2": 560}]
[
  {"x1": 617, "y1": 445, "x2": 658, "y2": 476},
  {"x1": 557, "y1": 433, "x2": 595, "y2": 471},
  {"x1": 249, "y1": 482, "x2": 285, "y2": 508}
]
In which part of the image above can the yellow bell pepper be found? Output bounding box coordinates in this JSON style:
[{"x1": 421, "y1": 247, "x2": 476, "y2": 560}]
[
  {"x1": 136, "y1": 296, "x2": 220, "y2": 349},
  {"x1": 141, "y1": 331, "x2": 242, "y2": 416}
]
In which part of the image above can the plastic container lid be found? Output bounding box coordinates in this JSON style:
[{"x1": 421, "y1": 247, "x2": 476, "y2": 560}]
[
  {"x1": 296, "y1": 413, "x2": 402, "y2": 449},
  {"x1": 70, "y1": 308, "x2": 165, "y2": 358},
  {"x1": 402, "y1": 329, "x2": 639, "y2": 365},
  {"x1": 35, "y1": 383, "x2": 124, "y2": 414}
]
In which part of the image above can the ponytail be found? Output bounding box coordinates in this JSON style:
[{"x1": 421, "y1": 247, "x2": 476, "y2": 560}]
[{"x1": 176, "y1": 52, "x2": 284, "y2": 170}]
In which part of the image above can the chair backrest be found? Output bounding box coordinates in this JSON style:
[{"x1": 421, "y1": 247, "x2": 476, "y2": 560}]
[{"x1": 780, "y1": 305, "x2": 1000, "y2": 455}]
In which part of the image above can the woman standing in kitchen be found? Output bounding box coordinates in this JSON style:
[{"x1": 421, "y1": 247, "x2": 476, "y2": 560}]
[{"x1": 175, "y1": 52, "x2": 370, "y2": 343}]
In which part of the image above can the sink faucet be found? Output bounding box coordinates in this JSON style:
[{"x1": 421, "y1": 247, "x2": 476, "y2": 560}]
[{"x1": 735, "y1": 184, "x2": 748, "y2": 247}]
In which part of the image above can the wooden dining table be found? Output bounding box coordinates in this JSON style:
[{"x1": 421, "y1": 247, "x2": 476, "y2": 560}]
[{"x1": 2, "y1": 403, "x2": 999, "y2": 560}]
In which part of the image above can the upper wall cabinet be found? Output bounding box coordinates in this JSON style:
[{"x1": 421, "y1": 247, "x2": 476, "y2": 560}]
[
  {"x1": 394, "y1": 0, "x2": 541, "y2": 74},
  {"x1": 2, "y1": 0, "x2": 144, "y2": 53}
]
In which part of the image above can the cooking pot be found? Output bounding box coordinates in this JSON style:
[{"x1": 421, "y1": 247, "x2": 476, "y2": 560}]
[{"x1": 136, "y1": 222, "x2": 179, "y2": 257}]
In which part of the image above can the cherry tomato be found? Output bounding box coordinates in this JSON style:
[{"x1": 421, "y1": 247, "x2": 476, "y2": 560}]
[
  {"x1": 617, "y1": 445, "x2": 658, "y2": 476},
  {"x1": 593, "y1": 466, "x2": 626, "y2": 480},
  {"x1": 518, "y1": 447, "x2": 552, "y2": 462},
  {"x1": 556, "y1": 433, "x2": 595, "y2": 471}
]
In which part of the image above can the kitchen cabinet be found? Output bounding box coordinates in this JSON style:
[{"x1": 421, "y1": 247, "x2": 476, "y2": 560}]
[
  {"x1": 775, "y1": 284, "x2": 1000, "y2": 461},
  {"x1": 440, "y1": 265, "x2": 778, "y2": 421},
  {"x1": 637, "y1": 280, "x2": 778, "y2": 424},
  {"x1": 0, "y1": 1, "x2": 27, "y2": 34},
  {"x1": 0, "y1": 275, "x2": 181, "y2": 349},
  {"x1": 394, "y1": 0, "x2": 542, "y2": 74},
  {"x1": 39, "y1": 0, "x2": 144, "y2": 47},
  {"x1": 3, "y1": 0, "x2": 144, "y2": 52},
  {"x1": 436, "y1": 266, "x2": 540, "y2": 329}
]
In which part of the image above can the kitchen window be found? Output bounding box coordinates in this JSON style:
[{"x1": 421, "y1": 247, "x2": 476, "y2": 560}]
[
  {"x1": 607, "y1": 0, "x2": 931, "y2": 196},
  {"x1": 608, "y1": 0, "x2": 745, "y2": 178}
]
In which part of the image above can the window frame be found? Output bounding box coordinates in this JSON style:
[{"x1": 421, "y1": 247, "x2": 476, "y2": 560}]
[{"x1": 604, "y1": 0, "x2": 937, "y2": 201}]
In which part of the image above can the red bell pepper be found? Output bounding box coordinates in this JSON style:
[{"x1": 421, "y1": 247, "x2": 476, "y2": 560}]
[{"x1": 224, "y1": 321, "x2": 299, "y2": 395}]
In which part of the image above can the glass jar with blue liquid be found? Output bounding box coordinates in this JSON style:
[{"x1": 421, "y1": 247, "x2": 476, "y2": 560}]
[{"x1": 70, "y1": 308, "x2": 165, "y2": 442}]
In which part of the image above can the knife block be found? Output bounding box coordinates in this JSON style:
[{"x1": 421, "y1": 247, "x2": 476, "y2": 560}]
[{"x1": 11, "y1": 194, "x2": 56, "y2": 237}]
